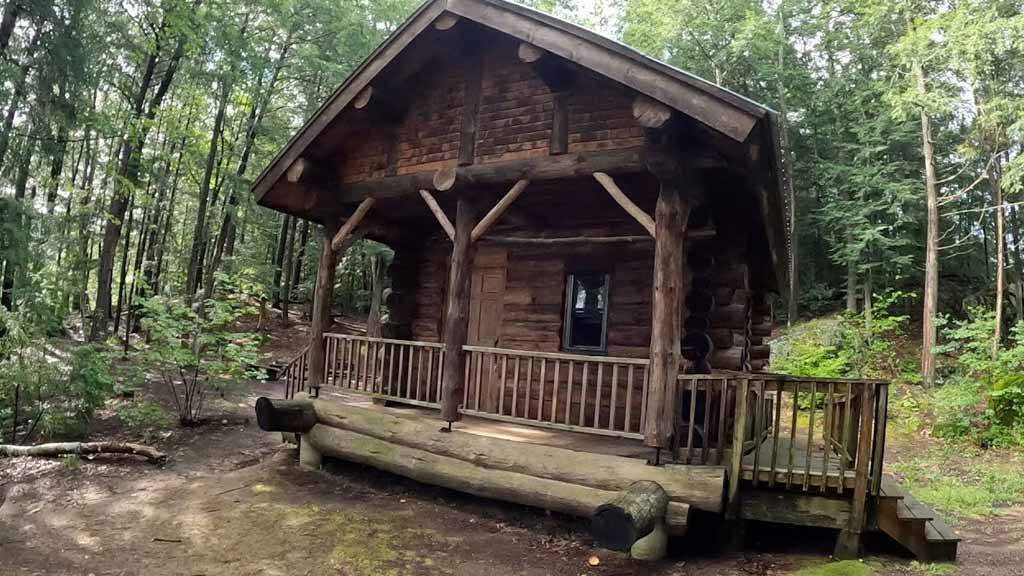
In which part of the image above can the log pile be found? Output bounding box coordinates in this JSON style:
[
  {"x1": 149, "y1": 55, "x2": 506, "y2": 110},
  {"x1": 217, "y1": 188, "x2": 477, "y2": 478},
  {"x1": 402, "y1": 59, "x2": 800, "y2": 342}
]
[
  {"x1": 748, "y1": 292, "x2": 772, "y2": 371},
  {"x1": 681, "y1": 205, "x2": 715, "y2": 374},
  {"x1": 255, "y1": 397, "x2": 731, "y2": 548},
  {"x1": 707, "y1": 250, "x2": 752, "y2": 372}
]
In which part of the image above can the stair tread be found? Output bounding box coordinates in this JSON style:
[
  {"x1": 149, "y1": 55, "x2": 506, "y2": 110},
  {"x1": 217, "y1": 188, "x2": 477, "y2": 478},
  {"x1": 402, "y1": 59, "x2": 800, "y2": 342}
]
[
  {"x1": 897, "y1": 493, "x2": 936, "y2": 521},
  {"x1": 880, "y1": 474, "x2": 907, "y2": 498},
  {"x1": 926, "y1": 517, "x2": 961, "y2": 543}
]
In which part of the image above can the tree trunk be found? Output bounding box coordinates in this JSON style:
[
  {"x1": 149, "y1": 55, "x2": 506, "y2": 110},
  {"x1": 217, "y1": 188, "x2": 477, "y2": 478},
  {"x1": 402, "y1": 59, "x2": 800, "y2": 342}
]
[
  {"x1": 185, "y1": 76, "x2": 231, "y2": 301},
  {"x1": 366, "y1": 254, "x2": 385, "y2": 337},
  {"x1": 112, "y1": 193, "x2": 135, "y2": 334},
  {"x1": 991, "y1": 159, "x2": 1004, "y2": 358},
  {"x1": 776, "y1": 5, "x2": 798, "y2": 327},
  {"x1": 280, "y1": 215, "x2": 297, "y2": 326},
  {"x1": 308, "y1": 225, "x2": 339, "y2": 392},
  {"x1": 272, "y1": 214, "x2": 289, "y2": 308},
  {"x1": 592, "y1": 481, "x2": 670, "y2": 551},
  {"x1": 90, "y1": 9, "x2": 190, "y2": 341},
  {"x1": 915, "y1": 60, "x2": 939, "y2": 387},
  {"x1": 0, "y1": 0, "x2": 22, "y2": 56}
]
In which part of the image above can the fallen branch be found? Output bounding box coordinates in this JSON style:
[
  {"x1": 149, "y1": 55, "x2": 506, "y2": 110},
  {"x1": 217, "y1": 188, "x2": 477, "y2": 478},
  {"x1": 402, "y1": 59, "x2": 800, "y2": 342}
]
[{"x1": 0, "y1": 442, "x2": 167, "y2": 463}]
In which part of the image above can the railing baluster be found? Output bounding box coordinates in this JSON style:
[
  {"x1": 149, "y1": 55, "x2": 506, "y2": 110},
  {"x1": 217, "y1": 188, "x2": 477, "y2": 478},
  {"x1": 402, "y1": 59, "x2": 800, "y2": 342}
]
[
  {"x1": 609, "y1": 364, "x2": 619, "y2": 432},
  {"x1": 406, "y1": 345, "x2": 415, "y2": 399},
  {"x1": 686, "y1": 378, "x2": 697, "y2": 464},
  {"x1": 526, "y1": 357, "x2": 535, "y2": 419},
  {"x1": 416, "y1": 346, "x2": 425, "y2": 400},
  {"x1": 717, "y1": 378, "x2": 727, "y2": 466},
  {"x1": 511, "y1": 356, "x2": 521, "y2": 417},
  {"x1": 786, "y1": 381, "x2": 799, "y2": 489},
  {"x1": 474, "y1": 351, "x2": 483, "y2": 411},
  {"x1": 426, "y1": 347, "x2": 434, "y2": 402},
  {"x1": 594, "y1": 363, "x2": 604, "y2": 429},
  {"x1": 803, "y1": 381, "x2": 817, "y2": 491},
  {"x1": 769, "y1": 379, "x2": 782, "y2": 487},
  {"x1": 751, "y1": 379, "x2": 764, "y2": 487},
  {"x1": 822, "y1": 382, "x2": 835, "y2": 493},
  {"x1": 625, "y1": 366, "x2": 634, "y2": 433},
  {"x1": 565, "y1": 361, "x2": 575, "y2": 425},
  {"x1": 870, "y1": 383, "x2": 888, "y2": 496},
  {"x1": 579, "y1": 362, "x2": 589, "y2": 427},
  {"x1": 550, "y1": 360, "x2": 560, "y2": 423},
  {"x1": 463, "y1": 351, "x2": 471, "y2": 406},
  {"x1": 841, "y1": 381, "x2": 854, "y2": 490},
  {"x1": 701, "y1": 379, "x2": 712, "y2": 465},
  {"x1": 498, "y1": 354, "x2": 508, "y2": 415},
  {"x1": 639, "y1": 366, "x2": 649, "y2": 432}
]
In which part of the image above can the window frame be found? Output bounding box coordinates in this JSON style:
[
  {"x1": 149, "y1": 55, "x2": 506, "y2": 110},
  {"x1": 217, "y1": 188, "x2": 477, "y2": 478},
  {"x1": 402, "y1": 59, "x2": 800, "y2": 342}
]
[{"x1": 561, "y1": 271, "x2": 611, "y2": 354}]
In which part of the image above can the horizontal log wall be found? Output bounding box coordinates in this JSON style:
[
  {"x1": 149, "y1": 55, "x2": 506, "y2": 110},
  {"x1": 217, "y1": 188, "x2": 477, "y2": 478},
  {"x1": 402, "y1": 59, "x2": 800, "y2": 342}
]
[{"x1": 337, "y1": 32, "x2": 644, "y2": 184}]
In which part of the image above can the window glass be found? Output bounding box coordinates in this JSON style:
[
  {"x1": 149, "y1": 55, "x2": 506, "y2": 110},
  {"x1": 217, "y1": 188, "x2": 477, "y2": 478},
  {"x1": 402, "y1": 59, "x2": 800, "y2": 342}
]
[{"x1": 564, "y1": 272, "x2": 609, "y2": 352}]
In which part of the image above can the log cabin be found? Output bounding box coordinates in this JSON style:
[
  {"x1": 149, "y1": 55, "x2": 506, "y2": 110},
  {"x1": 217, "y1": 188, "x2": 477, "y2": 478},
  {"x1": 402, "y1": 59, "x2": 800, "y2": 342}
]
[{"x1": 251, "y1": 0, "x2": 958, "y2": 562}]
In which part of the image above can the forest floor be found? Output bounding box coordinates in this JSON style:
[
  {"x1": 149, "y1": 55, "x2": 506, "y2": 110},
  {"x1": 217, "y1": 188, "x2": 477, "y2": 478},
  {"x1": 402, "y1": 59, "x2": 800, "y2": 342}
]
[{"x1": 1, "y1": 319, "x2": 1022, "y2": 576}]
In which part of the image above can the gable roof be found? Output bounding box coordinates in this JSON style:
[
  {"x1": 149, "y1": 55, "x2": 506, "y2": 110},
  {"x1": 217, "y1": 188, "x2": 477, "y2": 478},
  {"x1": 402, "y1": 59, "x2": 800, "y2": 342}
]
[{"x1": 251, "y1": 0, "x2": 789, "y2": 293}]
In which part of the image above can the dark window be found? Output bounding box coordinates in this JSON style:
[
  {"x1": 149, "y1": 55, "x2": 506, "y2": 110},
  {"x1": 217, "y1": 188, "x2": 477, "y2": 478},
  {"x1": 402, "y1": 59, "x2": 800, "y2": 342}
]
[{"x1": 563, "y1": 272, "x2": 610, "y2": 353}]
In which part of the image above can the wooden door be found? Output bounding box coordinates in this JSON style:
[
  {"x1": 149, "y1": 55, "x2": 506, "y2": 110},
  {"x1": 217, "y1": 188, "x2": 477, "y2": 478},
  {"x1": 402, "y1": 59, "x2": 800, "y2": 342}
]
[{"x1": 468, "y1": 248, "x2": 507, "y2": 412}]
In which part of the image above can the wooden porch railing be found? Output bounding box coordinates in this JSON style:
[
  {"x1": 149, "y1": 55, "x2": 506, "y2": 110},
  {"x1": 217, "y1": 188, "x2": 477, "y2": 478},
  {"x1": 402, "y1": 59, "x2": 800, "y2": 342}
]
[
  {"x1": 461, "y1": 345, "x2": 651, "y2": 439},
  {"x1": 729, "y1": 374, "x2": 889, "y2": 496},
  {"x1": 280, "y1": 336, "x2": 889, "y2": 498}
]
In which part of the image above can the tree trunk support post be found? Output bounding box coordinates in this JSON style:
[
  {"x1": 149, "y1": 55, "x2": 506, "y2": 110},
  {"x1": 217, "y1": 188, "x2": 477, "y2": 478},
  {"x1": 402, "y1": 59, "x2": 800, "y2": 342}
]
[
  {"x1": 440, "y1": 196, "x2": 476, "y2": 424},
  {"x1": 835, "y1": 383, "x2": 876, "y2": 559},
  {"x1": 308, "y1": 223, "x2": 340, "y2": 396},
  {"x1": 644, "y1": 159, "x2": 691, "y2": 450}
]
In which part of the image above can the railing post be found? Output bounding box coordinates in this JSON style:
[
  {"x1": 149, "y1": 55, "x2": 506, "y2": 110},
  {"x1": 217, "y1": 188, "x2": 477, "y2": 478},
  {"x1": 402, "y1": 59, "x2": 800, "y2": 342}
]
[
  {"x1": 644, "y1": 159, "x2": 691, "y2": 451},
  {"x1": 308, "y1": 222, "x2": 340, "y2": 397},
  {"x1": 835, "y1": 382, "x2": 876, "y2": 559},
  {"x1": 727, "y1": 377, "x2": 748, "y2": 518},
  {"x1": 440, "y1": 197, "x2": 476, "y2": 425}
]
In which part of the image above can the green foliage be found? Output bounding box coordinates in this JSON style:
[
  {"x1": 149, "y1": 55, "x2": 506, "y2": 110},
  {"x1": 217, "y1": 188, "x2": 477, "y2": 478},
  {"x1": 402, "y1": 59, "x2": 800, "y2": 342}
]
[
  {"x1": 117, "y1": 401, "x2": 173, "y2": 432},
  {"x1": 772, "y1": 290, "x2": 912, "y2": 380},
  {"x1": 137, "y1": 276, "x2": 262, "y2": 425},
  {"x1": 791, "y1": 560, "x2": 876, "y2": 576},
  {"x1": 932, "y1": 310, "x2": 1024, "y2": 446},
  {"x1": 0, "y1": 311, "x2": 115, "y2": 442}
]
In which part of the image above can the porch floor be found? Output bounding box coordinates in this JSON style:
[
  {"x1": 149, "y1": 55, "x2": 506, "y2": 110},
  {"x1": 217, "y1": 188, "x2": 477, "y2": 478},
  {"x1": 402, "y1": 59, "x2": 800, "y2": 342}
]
[
  {"x1": 318, "y1": 388, "x2": 656, "y2": 460},
  {"x1": 741, "y1": 435, "x2": 856, "y2": 490}
]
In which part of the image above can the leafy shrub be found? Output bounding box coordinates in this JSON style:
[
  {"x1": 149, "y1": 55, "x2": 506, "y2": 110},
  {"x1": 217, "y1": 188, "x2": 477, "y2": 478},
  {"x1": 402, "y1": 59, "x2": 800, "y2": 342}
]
[
  {"x1": 137, "y1": 276, "x2": 262, "y2": 426},
  {"x1": 772, "y1": 289, "x2": 912, "y2": 380},
  {"x1": 0, "y1": 311, "x2": 115, "y2": 442},
  {"x1": 117, "y1": 401, "x2": 173, "y2": 432},
  {"x1": 933, "y1": 310, "x2": 1024, "y2": 446}
]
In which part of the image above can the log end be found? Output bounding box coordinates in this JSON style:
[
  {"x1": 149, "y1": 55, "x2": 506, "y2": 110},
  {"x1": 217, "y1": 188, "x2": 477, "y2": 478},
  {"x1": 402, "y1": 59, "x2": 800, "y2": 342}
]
[
  {"x1": 592, "y1": 505, "x2": 639, "y2": 551},
  {"x1": 255, "y1": 396, "x2": 316, "y2": 433}
]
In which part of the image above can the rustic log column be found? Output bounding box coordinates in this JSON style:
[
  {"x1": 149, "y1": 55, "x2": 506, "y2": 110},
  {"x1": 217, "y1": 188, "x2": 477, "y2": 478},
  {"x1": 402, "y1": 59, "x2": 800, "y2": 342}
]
[
  {"x1": 307, "y1": 223, "x2": 339, "y2": 395},
  {"x1": 644, "y1": 164, "x2": 691, "y2": 450},
  {"x1": 440, "y1": 197, "x2": 476, "y2": 423}
]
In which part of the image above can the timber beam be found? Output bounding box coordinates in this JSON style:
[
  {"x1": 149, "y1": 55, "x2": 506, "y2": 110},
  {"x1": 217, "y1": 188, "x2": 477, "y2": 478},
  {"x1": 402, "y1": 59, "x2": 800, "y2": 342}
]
[
  {"x1": 330, "y1": 197, "x2": 375, "y2": 252},
  {"x1": 471, "y1": 179, "x2": 529, "y2": 242},
  {"x1": 593, "y1": 172, "x2": 656, "y2": 237},
  {"x1": 418, "y1": 189, "x2": 455, "y2": 241},
  {"x1": 339, "y1": 148, "x2": 650, "y2": 203}
]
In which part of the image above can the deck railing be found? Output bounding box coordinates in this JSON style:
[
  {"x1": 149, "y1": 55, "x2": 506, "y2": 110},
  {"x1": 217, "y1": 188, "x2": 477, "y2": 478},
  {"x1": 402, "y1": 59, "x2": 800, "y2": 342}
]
[
  {"x1": 461, "y1": 345, "x2": 650, "y2": 438},
  {"x1": 280, "y1": 336, "x2": 889, "y2": 496},
  {"x1": 730, "y1": 374, "x2": 889, "y2": 496},
  {"x1": 319, "y1": 333, "x2": 445, "y2": 408}
]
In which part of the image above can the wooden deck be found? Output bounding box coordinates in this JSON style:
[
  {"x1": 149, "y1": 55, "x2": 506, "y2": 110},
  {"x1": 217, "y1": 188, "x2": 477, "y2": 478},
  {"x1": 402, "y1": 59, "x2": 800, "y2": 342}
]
[
  {"x1": 741, "y1": 435, "x2": 857, "y2": 491},
  {"x1": 320, "y1": 388, "x2": 656, "y2": 460}
]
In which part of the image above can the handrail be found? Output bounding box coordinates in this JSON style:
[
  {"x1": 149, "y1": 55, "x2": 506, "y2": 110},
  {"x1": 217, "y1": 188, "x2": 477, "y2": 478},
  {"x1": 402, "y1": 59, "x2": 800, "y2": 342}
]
[
  {"x1": 325, "y1": 333, "x2": 444, "y2": 348},
  {"x1": 716, "y1": 369, "x2": 889, "y2": 386},
  {"x1": 462, "y1": 344, "x2": 650, "y2": 366}
]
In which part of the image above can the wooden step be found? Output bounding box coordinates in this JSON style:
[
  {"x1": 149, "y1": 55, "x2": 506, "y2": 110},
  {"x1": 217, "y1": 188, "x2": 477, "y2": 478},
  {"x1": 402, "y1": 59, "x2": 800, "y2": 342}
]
[{"x1": 875, "y1": 476, "x2": 958, "y2": 561}]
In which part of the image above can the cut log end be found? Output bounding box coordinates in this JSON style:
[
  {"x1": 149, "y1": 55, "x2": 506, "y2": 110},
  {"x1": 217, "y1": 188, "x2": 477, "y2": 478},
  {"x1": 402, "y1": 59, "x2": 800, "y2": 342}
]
[
  {"x1": 433, "y1": 12, "x2": 460, "y2": 30},
  {"x1": 591, "y1": 481, "x2": 669, "y2": 551},
  {"x1": 255, "y1": 396, "x2": 316, "y2": 433},
  {"x1": 632, "y1": 95, "x2": 672, "y2": 129},
  {"x1": 352, "y1": 86, "x2": 373, "y2": 109},
  {"x1": 517, "y1": 42, "x2": 545, "y2": 63},
  {"x1": 433, "y1": 165, "x2": 459, "y2": 191}
]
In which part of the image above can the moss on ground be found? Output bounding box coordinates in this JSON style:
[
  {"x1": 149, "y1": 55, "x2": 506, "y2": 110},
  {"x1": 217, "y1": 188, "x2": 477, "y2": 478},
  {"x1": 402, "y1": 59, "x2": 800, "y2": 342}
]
[{"x1": 791, "y1": 560, "x2": 875, "y2": 576}]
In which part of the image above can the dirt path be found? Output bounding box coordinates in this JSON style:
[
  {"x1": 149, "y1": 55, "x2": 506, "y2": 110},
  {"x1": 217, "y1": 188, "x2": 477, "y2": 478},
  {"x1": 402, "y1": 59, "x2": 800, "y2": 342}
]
[{"x1": 1, "y1": 377, "x2": 1019, "y2": 575}]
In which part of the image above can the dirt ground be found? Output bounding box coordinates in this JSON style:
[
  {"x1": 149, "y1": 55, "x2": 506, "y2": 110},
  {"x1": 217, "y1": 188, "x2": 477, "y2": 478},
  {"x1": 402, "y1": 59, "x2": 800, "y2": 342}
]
[{"x1": 1, "y1": 329, "x2": 1022, "y2": 575}]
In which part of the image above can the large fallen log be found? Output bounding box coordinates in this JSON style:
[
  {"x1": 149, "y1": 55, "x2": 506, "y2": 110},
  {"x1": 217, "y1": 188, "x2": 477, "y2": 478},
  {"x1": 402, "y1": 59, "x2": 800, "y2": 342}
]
[
  {"x1": 312, "y1": 400, "x2": 724, "y2": 513},
  {"x1": 0, "y1": 442, "x2": 166, "y2": 463},
  {"x1": 592, "y1": 481, "x2": 669, "y2": 551},
  {"x1": 306, "y1": 424, "x2": 689, "y2": 532}
]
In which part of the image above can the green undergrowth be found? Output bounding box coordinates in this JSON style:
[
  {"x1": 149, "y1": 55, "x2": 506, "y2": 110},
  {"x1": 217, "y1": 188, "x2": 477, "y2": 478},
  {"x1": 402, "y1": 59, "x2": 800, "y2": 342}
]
[
  {"x1": 791, "y1": 560, "x2": 877, "y2": 576},
  {"x1": 886, "y1": 430, "x2": 1024, "y2": 520}
]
